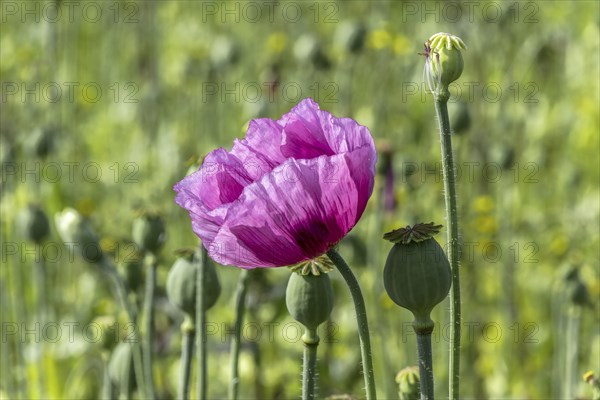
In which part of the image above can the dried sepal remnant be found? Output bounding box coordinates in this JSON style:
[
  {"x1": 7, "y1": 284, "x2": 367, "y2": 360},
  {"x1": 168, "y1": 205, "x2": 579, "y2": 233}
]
[
  {"x1": 289, "y1": 254, "x2": 335, "y2": 276},
  {"x1": 383, "y1": 222, "x2": 443, "y2": 244}
]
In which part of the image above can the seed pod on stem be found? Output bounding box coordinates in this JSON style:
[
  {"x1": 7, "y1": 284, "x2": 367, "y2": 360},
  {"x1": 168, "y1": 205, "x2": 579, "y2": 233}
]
[{"x1": 383, "y1": 222, "x2": 451, "y2": 400}]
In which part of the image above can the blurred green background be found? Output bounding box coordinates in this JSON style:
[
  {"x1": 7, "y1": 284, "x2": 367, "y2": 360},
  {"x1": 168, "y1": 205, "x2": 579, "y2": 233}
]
[{"x1": 1, "y1": 1, "x2": 599, "y2": 399}]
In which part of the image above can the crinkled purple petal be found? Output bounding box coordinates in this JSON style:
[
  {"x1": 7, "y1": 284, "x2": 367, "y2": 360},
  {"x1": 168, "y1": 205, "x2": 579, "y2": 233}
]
[{"x1": 174, "y1": 98, "x2": 377, "y2": 268}]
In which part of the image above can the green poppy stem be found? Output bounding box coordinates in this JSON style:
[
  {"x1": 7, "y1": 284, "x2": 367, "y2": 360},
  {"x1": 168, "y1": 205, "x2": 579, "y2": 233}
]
[
  {"x1": 34, "y1": 249, "x2": 47, "y2": 396},
  {"x1": 229, "y1": 269, "x2": 250, "y2": 400},
  {"x1": 564, "y1": 306, "x2": 581, "y2": 399},
  {"x1": 326, "y1": 248, "x2": 377, "y2": 400},
  {"x1": 434, "y1": 95, "x2": 462, "y2": 399},
  {"x1": 302, "y1": 329, "x2": 320, "y2": 400},
  {"x1": 178, "y1": 317, "x2": 195, "y2": 400},
  {"x1": 142, "y1": 253, "x2": 157, "y2": 399},
  {"x1": 100, "y1": 257, "x2": 146, "y2": 396},
  {"x1": 416, "y1": 331, "x2": 435, "y2": 400},
  {"x1": 195, "y1": 248, "x2": 208, "y2": 400}
]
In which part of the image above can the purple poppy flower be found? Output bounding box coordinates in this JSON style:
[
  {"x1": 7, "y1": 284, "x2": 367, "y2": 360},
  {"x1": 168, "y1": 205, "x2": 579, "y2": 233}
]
[{"x1": 174, "y1": 98, "x2": 376, "y2": 268}]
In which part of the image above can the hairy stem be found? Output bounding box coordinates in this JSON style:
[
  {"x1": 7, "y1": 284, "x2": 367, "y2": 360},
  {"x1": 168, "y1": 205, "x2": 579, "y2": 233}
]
[
  {"x1": 416, "y1": 332, "x2": 434, "y2": 400},
  {"x1": 302, "y1": 329, "x2": 320, "y2": 400},
  {"x1": 434, "y1": 96, "x2": 461, "y2": 399},
  {"x1": 229, "y1": 269, "x2": 250, "y2": 400},
  {"x1": 326, "y1": 248, "x2": 377, "y2": 400}
]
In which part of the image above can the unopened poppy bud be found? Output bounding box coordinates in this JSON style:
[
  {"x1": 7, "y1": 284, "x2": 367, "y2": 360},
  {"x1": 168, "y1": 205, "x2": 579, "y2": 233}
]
[
  {"x1": 17, "y1": 204, "x2": 50, "y2": 244},
  {"x1": 108, "y1": 342, "x2": 136, "y2": 395},
  {"x1": 118, "y1": 248, "x2": 144, "y2": 292},
  {"x1": 294, "y1": 34, "x2": 330, "y2": 70},
  {"x1": 423, "y1": 33, "x2": 466, "y2": 98},
  {"x1": 132, "y1": 211, "x2": 165, "y2": 253},
  {"x1": 564, "y1": 267, "x2": 595, "y2": 309},
  {"x1": 336, "y1": 21, "x2": 367, "y2": 54},
  {"x1": 55, "y1": 208, "x2": 103, "y2": 263},
  {"x1": 383, "y1": 223, "x2": 451, "y2": 332},
  {"x1": 27, "y1": 127, "x2": 55, "y2": 158},
  {"x1": 286, "y1": 258, "x2": 334, "y2": 334},
  {"x1": 210, "y1": 36, "x2": 238, "y2": 67},
  {"x1": 91, "y1": 315, "x2": 118, "y2": 350},
  {"x1": 395, "y1": 366, "x2": 420, "y2": 400},
  {"x1": 166, "y1": 249, "x2": 221, "y2": 316}
]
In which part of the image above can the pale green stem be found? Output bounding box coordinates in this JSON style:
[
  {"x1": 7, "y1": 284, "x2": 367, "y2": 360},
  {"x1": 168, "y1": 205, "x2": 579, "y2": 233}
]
[
  {"x1": 434, "y1": 95, "x2": 461, "y2": 400},
  {"x1": 326, "y1": 249, "x2": 377, "y2": 400},
  {"x1": 142, "y1": 253, "x2": 157, "y2": 399},
  {"x1": 100, "y1": 257, "x2": 146, "y2": 395},
  {"x1": 302, "y1": 329, "x2": 320, "y2": 400},
  {"x1": 195, "y1": 248, "x2": 208, "y2": 399},
  {"x1": 178, "y1": 318, "x2": 195, "y2": 400},
  {"x1": 564, "y1": 306, "x2": 581, "y2": 399},
  {"x1": 229, "y1": 269, "x2": 250, "y2": 400},
  {"x1": 34, "y1": 247, "x2": 47, "y2": 396}
]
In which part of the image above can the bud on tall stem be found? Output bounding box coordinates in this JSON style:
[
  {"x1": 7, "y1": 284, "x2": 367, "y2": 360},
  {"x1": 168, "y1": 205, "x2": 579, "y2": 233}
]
[{"x1": 422, "y1": 32, "x2": 467, "y2": 400}]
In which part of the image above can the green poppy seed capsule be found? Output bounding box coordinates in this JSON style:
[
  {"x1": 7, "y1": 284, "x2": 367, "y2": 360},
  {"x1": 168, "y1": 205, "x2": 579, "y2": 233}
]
[
  {"x1": 118, "y1": 249, "x2": 144, "y2": 292},
  {"x1": 54, "y1": 208, "x2": 103, "y2": 263},
  {"x1": 108, "y1": 342, "x2": 136, "y2": 395},
  {"x1": 132, "y1": 212, "x2": 165, "y2": 253},
  {"x1": 383, "y1": 223, "x2": 451, "y2": 330},
  {"x1": 27, "y1": 127, "x2": 55, "y2": 159},
  {"x1": 210, "y1": 36, "x2": 238, "y2": 67},
  {"x1": 166, "y1": 250, "x2": 221, "y2": 316},
  {"x1": 17, "y1": 204, "x2": 50, "y2": 244},
  {"x1": 395, "y1": 366, "x2": 420, "y2": 400},
  {"x1": 285, "y1": 270, "x2": 334, "y2": 333},
  {"x1": 91, "y1": 315, "x2": 118, "y2": 350},
  {"x1": 336, "y1": 21, "x2": 367, "y2": 54}
]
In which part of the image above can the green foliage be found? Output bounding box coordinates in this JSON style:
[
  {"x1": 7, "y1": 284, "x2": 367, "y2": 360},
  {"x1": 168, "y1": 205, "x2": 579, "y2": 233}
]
[{"x1": 1, "y1": 1, "x2": 599, "y2": 399}]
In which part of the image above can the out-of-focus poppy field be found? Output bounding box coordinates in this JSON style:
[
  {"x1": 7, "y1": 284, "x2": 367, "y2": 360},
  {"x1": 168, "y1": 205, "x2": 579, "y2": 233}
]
[{"x1": 1, "y1": 1, "x2": 599, "y2": 399}]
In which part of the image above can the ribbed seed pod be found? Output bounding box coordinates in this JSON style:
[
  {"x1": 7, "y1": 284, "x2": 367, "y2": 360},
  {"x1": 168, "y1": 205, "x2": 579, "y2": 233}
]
[{"x1": 383, "y1": 223, "x2": 451, "y2": 327}]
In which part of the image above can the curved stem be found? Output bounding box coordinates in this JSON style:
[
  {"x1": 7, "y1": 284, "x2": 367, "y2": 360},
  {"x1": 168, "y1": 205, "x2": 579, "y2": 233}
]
[
  {"x1": 229, "y1": 269, "x2": 250, "y2": 400},
  {"x1": 195, "y1": 248, "x2": 208, "y2": 400},
  {"x1": 326, "y1": 249, "x2": 377, "y2": 400},
  {"x1": 302, "y1": 329, "x2": 320, "y2": 400},
  {"x1": 434, "y1": 96, "x2": 461, "y2": 399},
  {"x1": 143, "y1": 253, "x2": 157, "y2": 399},
  {"x1": 416, "y1": 332, "x2": 434, "y2": 400},
  {"x1": 178, "y1": 318, "x2": 195, "y2": 400}
]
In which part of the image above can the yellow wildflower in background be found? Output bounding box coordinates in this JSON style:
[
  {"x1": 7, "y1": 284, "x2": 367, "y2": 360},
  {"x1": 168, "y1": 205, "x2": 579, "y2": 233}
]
[
  {"x1": 473, "y1": 195, "x2": 495, "y2": 214},
  {"x1": 267, "y1": 32, "x2": 288, "y2": 54},
  {"x1": 393, "y1": 34, "x2": 411, "y2": 55},
  {"x1": 367, "y1": 28, "x2": 392, "y2": 50}
]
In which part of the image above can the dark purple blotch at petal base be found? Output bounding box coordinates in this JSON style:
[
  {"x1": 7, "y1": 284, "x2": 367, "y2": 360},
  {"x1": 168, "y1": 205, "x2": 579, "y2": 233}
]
[{"x1": 174, "y1": 98, "x2": 377, "y2": 268}]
